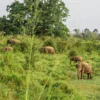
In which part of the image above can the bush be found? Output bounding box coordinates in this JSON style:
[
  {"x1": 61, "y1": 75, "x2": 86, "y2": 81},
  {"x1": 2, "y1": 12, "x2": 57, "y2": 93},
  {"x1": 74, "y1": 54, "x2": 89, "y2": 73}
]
[
  {"x1": 56, "y1": 40, "x2": 67, "y2": 53},
  {"x1": 68, "y1": 49, "x2": 78, "y2": 57},
  {"x1": 43, "y1": 37, "x2": 55, "y2": 47},
  {"x1": 20, "y1": 37, "x2": 31, "y2": 53}
]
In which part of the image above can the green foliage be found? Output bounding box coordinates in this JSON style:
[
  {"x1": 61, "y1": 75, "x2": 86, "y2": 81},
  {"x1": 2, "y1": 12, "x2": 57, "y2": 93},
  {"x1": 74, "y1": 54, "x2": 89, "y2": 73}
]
[
  {"x1": 68, "y1": 49, "x2": 78, "y2": 57},
  {"x1": 7, "y1": 1, "x2": 25, "y2": 34},
  {"x1": 0, "y1": 0, "x2": 69, "y2": 38},
  {"x1": 56, "y1": 39, "x2": 67, "y2": 53},
  {"x1": 36, "y1": 0, "x2": 69, "y2": 37},
  {"x1": 20, "y1": 37, "x2": 31, "y2": 53},
  {"x1": 43, "y1": 37, "x2": 55, "y2": 47},
  {"x1": 0, "y1": 35, "x2": 100, "y2": 100},
  {"x1": 42, "y1": 37, "x2": 68, "y2": 53}
]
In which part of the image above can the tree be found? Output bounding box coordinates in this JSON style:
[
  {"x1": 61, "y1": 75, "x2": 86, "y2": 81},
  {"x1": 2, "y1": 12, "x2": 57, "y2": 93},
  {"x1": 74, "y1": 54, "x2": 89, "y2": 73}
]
[
  {"x1": 83, "y1": 28, "x2": 90, "y2": 34},
  {"x1": 37, "y1": 0, "x2": 69, "y2": 37},
  {"x1": 1, "y1": 0, "x2": 69, "y2": 37},
  {"x1": 91, "y1": 29, "x2": 98, "y2": 40},
  {"x1": 0, "y1": 16, "x2": 11, "y2": 34},
  {"x1": 93, "y1": 29, "x2": 99, "y2": 34},
  {"x1": 73, "y1": 29, "x2": 83, "y2": 38},
  {"x1": 6, "y1": 1, "x2": 26, "y2": 34},
  {"x1": 0, "y1": 16, "x2": 7, "y2": 32},
  {"x1": 24, "y1": 0, "x2": 42, "y2": 36},
  {"x1": 82, "y1": 28, "x2": 92, "y2": 39},
  {"x1": 73, "y1": 29, "x2": 81, "y2": 34}
]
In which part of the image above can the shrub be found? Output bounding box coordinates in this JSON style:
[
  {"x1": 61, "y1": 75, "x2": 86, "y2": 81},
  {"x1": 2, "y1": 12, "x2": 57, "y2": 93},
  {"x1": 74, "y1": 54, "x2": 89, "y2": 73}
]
[
  {"x1": 20, "y1": 37, "x2": 31, "y2": 53},
  {"x1": 43, "y1": 37, "x2": 55, "y2": 47},
  {"x1": 68, "y1": 49, "x2": 78, "y2": 57},
  {"x1": 56, "y1": 40, "x2": 67, "y2": 53}
]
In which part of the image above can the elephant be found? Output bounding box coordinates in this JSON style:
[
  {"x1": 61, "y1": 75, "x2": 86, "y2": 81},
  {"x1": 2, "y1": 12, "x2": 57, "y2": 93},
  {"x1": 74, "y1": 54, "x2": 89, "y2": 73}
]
[
  {"x1": 7, "y1": 38, "x2": 21, "y2": 45},
  {"x1": 3, "y1": 46, "x2": 13, "y2": 51},
  {"x1": 70, "y1": 56, "x2": 83, "y2": 63},
  {"x1": 40, "y1": 46, "x2": 55, "y2": 54},
  {"x1": 76, "y1": 62, "x2": 92, "y2": 79}
]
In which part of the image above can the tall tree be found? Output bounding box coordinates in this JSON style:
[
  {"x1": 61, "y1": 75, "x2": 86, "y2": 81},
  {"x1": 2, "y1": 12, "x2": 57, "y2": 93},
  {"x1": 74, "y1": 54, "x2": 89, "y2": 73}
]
[
  {"x1": 1, "y1": 0, "x2": 69, "y2": 37},
  {"x1": 24, "y1": 0, "x2": 42, "y2": 36},
  {"x1": 73, "y1": 29, "x2": 81, "y2": 34},
  {"x1": 6, "y1": 1, "x2": 25, "y2": 34},
  {"x1": 84, "y1": 28, "x2": 90, "y2": 34},
  {"x1": 0, "y1": 16, "x2": 11, "y2": 34},
  {"x1": 93, "y1": 28, "x2": 99, "y2": 33},
  {"x1": 73, "y1": 29, "x2": 83, "y2": 38},
  {"x1": 82, "y1": 28, "x2": 92, "y2": 39},
  {"x1": 38, "y1": 0, "x2": 69, "y2": 37},
  {"x1": 91, "y1": 29, "x2": 99, "y2": 39}
]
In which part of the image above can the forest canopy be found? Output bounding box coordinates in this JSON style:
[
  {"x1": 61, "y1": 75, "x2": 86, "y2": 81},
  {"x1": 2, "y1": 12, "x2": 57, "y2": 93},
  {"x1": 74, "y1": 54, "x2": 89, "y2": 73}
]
[{"x1": 0, "y1": 0, "x2": 69, "y2": 37}]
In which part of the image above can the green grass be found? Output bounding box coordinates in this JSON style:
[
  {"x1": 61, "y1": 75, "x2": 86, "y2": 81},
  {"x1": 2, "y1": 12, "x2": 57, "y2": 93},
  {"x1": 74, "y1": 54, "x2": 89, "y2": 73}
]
[
  {"x1": 0, "y1": 35, "x2": 100, "y2": 100},
  {"x1": 69, "y1": 76, "x2": 100, "y2": 100}
]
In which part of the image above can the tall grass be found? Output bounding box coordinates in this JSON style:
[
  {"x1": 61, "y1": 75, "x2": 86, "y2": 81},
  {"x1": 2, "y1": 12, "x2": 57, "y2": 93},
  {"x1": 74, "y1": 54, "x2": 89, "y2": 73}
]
[
  {"x1": 0, "y1": 35, "x2": 100, "y2": 99},
  {"x1": 37, "y1": 55, "x2": 59, "y2": 100},
  {"x1": 25, "y1": 0, "x2": 41, "y2": 99},
  {"x1": 25, "y1": 37, "x2": 33, "y2": 100}
]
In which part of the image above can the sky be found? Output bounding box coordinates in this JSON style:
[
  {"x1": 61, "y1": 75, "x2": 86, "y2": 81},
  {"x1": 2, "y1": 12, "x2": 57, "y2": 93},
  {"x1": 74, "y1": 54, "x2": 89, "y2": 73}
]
[
  {"x1": 63, "y1": 0, "x2": 100, "y2": 32},
  {"x1": 0, "y1": 0, "x2": 100, "y2": 32}
]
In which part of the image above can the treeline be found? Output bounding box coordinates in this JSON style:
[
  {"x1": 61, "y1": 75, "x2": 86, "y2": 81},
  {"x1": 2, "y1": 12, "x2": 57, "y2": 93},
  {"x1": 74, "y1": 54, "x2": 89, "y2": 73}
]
[
  {"x1": 0, "y1": 0, "x2": 69, "y2": 38},
  {"x1": 73, "y1": 28, "x2": 100, "y2": 40}
]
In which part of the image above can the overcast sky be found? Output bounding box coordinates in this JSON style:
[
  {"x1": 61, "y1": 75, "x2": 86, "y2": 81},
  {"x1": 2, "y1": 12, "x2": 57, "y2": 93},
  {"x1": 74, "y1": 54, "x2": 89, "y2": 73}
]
[{"x1": 0, "y1": 0, "x2": 100, "y2": 32}]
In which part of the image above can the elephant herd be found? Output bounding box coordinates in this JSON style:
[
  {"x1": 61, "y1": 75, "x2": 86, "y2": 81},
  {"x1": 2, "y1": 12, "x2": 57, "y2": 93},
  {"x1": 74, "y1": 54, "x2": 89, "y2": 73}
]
[
  {"x1": 3, "y1": 38, "x2": 55, "y2": 53},
  {"x1": 3, "y1": 38, "x2": 21, "y2": 51},
  {"x1": 70, "y1": 56, "x2": 92, "y2": 79},
  {"x1": 40, "y1": 47, "x2": 93, "y2": 80},
  {"x1": 3, "y1": 40, "x2": 92, "y2": 80}
]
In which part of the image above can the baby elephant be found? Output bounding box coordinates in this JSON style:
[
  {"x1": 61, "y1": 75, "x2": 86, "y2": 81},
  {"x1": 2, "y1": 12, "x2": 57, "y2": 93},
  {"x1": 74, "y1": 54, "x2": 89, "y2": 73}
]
[
  {"x1": 70, "y1": 56, "x2": 83, "y2": 63},
  {"x1": 76, "y1": 62, "x2": 92, "y2": 79},
  {"x1": 7, "y1": 38, "x2": 20, "y2": 45},
  {"x1": 40, "y1": 46, "x2": 55, "y2": 54},
  {"x1": 3, "y1": 46, "x2": 13, "y2": 51}
]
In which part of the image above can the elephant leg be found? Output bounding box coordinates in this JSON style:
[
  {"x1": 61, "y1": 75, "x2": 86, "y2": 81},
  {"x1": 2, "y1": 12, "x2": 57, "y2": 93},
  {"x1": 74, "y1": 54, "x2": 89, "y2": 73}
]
[
  {"x1": 81, "y1": 72, "x2": 83, "y2": 79},
  {"x1": 87, "y1": 73, "x2": 89, "y2": 79},
  {"x1": 81, "y1": 69, "x2": 84, "y2": 79},
  {"x1": 77, "y1": 71, "x2": 81, "y2": 79},
  {"x1": 45, "y1": 49, "x2": 48, "y2": 54},
  {"x1": 89, "y1": 73, "x2": 92, "y2": 79}
]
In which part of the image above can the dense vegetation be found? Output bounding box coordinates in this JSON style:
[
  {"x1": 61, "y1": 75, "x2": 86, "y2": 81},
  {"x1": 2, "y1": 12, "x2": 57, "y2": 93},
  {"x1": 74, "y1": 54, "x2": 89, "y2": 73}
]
[
  {"x1": 0, "y1": 34, "x2": 100, "y2": 100},
  {"x1": 0, "y1": 0, "x2": 69, "y2": 37},
  {"x1": 0, "y1": 0, "x2": 100, "y2": 100}
]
